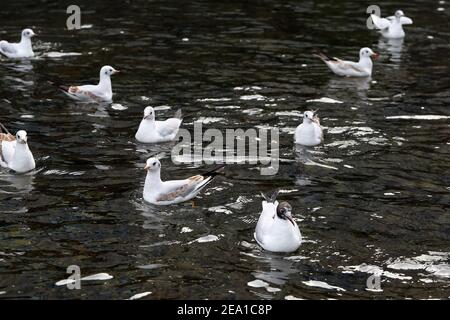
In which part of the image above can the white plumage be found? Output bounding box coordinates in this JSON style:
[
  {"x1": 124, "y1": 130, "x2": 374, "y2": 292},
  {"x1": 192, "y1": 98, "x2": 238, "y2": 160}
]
[
  {"x1": 315, "y1": 47, "x2": 379, "y2": 77},
  {"x1": 58, "y1": 66, "x2": 119, "y2": 103},
  {"x1": 254, "y1": 191, "x2": 302, "y2": 253},
  {"x1": 135, "y1": 107, "x2": 182, "y2": 143},
  {"x1": 371, "y1": 10, "x2": 413, "y2": 39},
  {"x1": 295, "y1": 110, "x2": 323, "y2": 147},
  {"x1": 142, "y1": 157, "x2": 224, "y2": 205},
  {"x1": 0, "y1": 29, "x2": 36, "y2": 59},
  {"x1": 0, "y1": 128, "x2": 35, "y2": 174}
]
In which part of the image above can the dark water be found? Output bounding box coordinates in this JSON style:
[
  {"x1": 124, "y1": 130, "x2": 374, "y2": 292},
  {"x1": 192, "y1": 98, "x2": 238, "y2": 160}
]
[{"x1": 0, "y1": 0, "x2": 449, "y2": 299}]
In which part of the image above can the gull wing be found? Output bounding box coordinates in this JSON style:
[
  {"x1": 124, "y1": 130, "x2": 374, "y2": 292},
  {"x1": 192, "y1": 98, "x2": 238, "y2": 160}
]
[
  {"x1": 254, "y1": 201, "x2": 277, "y2": 246},
  {"x1": 156, "y1": 176, "x2": 206, "y2": 202},
  {"x1": 400, "y1": 16, "x2": 413, "y2": 25},
  {"x1": 0, "y1": 41, "x2": 18, "y2": 56},
  {"x1": 156, "y1": 118, "x2": 181, "y2": 138},
  {"x1": 371, "y1": 14, "x2": 391, "y2": 30},
  {"x1": 335, "y1": 60, "x2": 365, "y2": 74},
  {"x1": 0, "y1": 133, "x2": 16, "y2": 165},
  {"x1": 63, "y1": 85, "x2": 103, "y2": 102},
  {"x1": 156, "y1": 165, "x2": 224, "y2": 202}
]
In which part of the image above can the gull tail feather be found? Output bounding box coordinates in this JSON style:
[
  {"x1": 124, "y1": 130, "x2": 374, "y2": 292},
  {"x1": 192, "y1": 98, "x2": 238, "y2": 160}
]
[
  {"x1": 192, "y1": 165, "x2": 225, "y2": 194},
  {"x1": 261, "y1": 189, "x2": 279, "y2": 203},
  {"x1": 43, "y1": 74, "x2": 71, "y2": 92},
  {"x1": 0, "y1": 122, "x2": 11, "y2": 135},
  {"x1": 174, "y1": 109, "x2": 182, "y2": 119},
  {"x1": 201, "y1": 164, "x2": 226, "y2": 179},
  {"x1": 312, "y1": 51, "x2": 337, "y2": 62}
]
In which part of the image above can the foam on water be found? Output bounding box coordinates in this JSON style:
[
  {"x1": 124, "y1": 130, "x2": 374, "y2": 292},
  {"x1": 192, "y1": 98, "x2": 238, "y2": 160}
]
[
  {"x1": 306, "y1": 97, "x2": 343, "y2": 104},
  {"x1": 247, "y1": 279, "x2": 269, "y2": 288},
  {"x1": 128, "y1": 292, "x2": 152, "y2": 300},
  {"x1": 386, "y1": 115, "x2": 450, "y2": 120},
  {"x1": 302, "y1": 280, "x2": 346, "y2": 291}
]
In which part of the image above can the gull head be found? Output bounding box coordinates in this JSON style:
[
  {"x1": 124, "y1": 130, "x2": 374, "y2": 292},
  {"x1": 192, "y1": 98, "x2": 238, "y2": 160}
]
[
  {"x1": 143, "y1": 106, "x2": 155, "y2": 120},
  {"x1": 16, "y1": 130, "x2": 28, "y2": 144},
  {"x1": 22, "y1": 28, "x2": 36, "y2": 39},
  {"x1": 100, "y1": 65, "x2": 120, "y2": 77},
  {"x1": 303, "y1": 110, "x2": 315, "y2": 123},
  {"x1": 360, "y1": 47, "x2": 379, "y2": 59},
  {"x1": 277, "y1": 202, "x2": 295, "y2": 226},
  {"x1": 395, "y1": 10, "x2": 405, "y2": 18},
  {"x1": 144, "y1": 157, "x2": 161, "y2": 171}
]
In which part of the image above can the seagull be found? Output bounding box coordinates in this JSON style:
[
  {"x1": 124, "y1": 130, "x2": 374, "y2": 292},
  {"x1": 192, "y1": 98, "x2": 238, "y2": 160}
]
[
  {"x1": 142, "y1": 157, "x2": 224, "y2": 205},
  {"x1": 254, "y1": 190, "x2": 302, "y2": 253},
  {"x1": 371, "y1": 10, "x2": 413, "y2": 39},
  {"x1": 0, "y1": 28, "x2": 36, "y2": 59},
  {"x1": 57, "y1": 66, "x2": 119, "y2": 103},
  {"x1": 315, "y1": 47, "x2": 379, "y2": 77},
  {"x1": 0, "y1": 124, "x2": 35, "y2": 174},
  {"x1": 135, "y1": 107, "x2": 182, "y2": 143},
  {"x1": 295, "y1": 110, "x2": 323, "y2": 147}
]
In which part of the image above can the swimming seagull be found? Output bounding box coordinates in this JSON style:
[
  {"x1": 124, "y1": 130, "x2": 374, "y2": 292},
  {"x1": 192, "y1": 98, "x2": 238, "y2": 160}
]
[
  {"x1": 294, "y1": 110, "x2": 323, "y2": 147},
  {"x1": 142, "y1": 157, "x2": 224, "y2": 205},
  {"x1": 0, "y1": 28, "x2": 36, "y2": 59},
  {"x1": 57, "y1": 66, "x2": 120, "y2": 103},
  {"x1": 314, "y1": 47, "x2": 379, "y2": 77},
  {"x1": 135, "y1": 107, "x2": 182, "y2": 143},
  {"x1": 0, "y1": 124, "x2": 35, "y2": 173},
  {"x1": 254, "y1": 190, "x2": 302, "y2": 253},
  {"x1": 371, "y1": 10, "x2": 413, "y2": 39}
]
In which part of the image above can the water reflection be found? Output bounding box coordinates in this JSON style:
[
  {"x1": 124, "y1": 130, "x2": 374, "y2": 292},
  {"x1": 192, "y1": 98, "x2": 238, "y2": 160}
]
[
  {"x1": 133, "y1": 198, "x2": 169, "y2": 231},
  {"x1": 3, "y1": 60, "x2": 34, "y2": 73},
  {"x1": 0, "y1": 171, "x2": 35, "y2": 193},
  {"x1": 378, "y1": 38, "x2": 404, "y2": 63},
  {"x1": 253, "y1": 253, "x2": 300, "y2": 286},
  {"x1": 326, "y1": 77, "x2": 371, "y2": 99}
]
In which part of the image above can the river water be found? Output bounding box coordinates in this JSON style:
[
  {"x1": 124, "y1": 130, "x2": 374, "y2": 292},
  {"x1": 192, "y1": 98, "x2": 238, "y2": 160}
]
[{"x1": 0, "y1": 0, "x2": 449, "y2": 299}]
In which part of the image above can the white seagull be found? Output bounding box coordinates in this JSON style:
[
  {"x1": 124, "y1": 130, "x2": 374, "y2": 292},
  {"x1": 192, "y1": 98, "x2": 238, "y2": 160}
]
[
  {"x1": 143, "y1": 157, "x2": 224, "y2": 205},
  {"x1": 254, "y1": 190, "x2": 302, "y2": 253},
  {"x1": 57, "y1": 66, "x2": 120, "y2": 103},
  {"x1": 135, "y1": 107, "x2": 182, "y2": 143},
  {"x1": 371, "y1": 10, "x2": 413, "y2": 39},
  {"x1": 315, "y1": 47, "x2": 379, "y2": 77},
  {"x1": 0, "y1": 28, "x2": 36, "y2": 59},
  {"x1": 0, "y1": 125, "x2": 36, "y2": 174},
  {"x1": 294, "y1": 110, "x2": 323, "y2": 147}
]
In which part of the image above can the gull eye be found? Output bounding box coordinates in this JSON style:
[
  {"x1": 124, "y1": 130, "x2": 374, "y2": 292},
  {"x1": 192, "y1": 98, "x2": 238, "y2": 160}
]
[{"x1": 153, "y1": 162, "x2": 156, "y2": 166}]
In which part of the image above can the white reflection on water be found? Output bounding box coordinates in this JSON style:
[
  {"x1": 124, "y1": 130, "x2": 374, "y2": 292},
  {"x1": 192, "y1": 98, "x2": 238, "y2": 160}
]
[
  {"x1": 326, "y1": 77, "x2": 372, "y2": 100},
  {"x1": 378, "y1": 38, "x2": 404, "y2": 63},
  {"x1": 0, "y1": 172, "x2": 35, "y2": 194}
]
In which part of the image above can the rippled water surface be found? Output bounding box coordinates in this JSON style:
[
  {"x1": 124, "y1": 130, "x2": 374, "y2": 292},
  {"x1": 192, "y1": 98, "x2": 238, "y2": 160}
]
[{"x1": 0, "y1": 0, "x2": 449, "y2": 299}]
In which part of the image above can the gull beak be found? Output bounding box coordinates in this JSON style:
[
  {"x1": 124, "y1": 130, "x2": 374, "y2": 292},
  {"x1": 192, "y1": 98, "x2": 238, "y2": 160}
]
[
  {"x1": 285, "y1": 215, "x2": 295, "y2": 227},
  {"x1": 144, "y1": 164, "x2": 149, "y2": 171},
  {"x1": 371, "y1": 52, "x2": 380, "y2": 59},
  {"x1": 112, "y1": 70, "x2": 121, "y2": 75}
]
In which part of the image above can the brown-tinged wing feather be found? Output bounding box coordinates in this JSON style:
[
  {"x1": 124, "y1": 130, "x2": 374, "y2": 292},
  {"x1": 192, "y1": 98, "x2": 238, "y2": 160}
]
[{"x1": 156, "y1": 176, "x2": 204, "y2": 202}]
